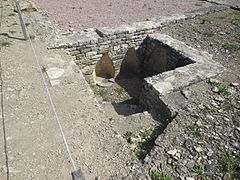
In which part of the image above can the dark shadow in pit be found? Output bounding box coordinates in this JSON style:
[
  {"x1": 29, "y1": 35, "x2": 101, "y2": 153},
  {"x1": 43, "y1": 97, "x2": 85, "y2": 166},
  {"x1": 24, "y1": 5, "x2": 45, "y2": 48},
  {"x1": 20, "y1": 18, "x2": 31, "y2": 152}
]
[{"x1": 0, "y1": 33, "x2": 26, "y2": 41}]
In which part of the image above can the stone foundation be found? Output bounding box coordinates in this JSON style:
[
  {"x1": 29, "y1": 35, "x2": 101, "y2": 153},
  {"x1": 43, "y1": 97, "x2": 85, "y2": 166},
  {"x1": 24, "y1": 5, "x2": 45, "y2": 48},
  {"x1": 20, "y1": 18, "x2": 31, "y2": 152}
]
[{"x1": 50, "y1": 5, "x2": 227, "y2": 84}]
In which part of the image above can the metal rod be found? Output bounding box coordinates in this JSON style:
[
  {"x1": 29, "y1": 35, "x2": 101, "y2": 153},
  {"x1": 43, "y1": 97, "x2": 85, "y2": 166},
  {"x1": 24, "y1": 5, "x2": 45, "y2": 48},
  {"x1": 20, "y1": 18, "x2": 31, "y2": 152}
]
[{"x1": 14, "y1": 0, "x2": 28, "y2": 40}]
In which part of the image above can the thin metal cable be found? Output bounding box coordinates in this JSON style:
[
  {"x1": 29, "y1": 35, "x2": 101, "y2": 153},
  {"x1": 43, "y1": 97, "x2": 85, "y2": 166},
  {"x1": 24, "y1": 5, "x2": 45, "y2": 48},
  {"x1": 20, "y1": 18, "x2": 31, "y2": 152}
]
[
  {"x1": 28, "y1": 34, "x2": 77, "y2": 171},
  {"x1": 0, "y1": 0, "x2": 10, "y2": 179},
  {"x1": 18, "y1": 11, "x2": 77, "y2": 171}
]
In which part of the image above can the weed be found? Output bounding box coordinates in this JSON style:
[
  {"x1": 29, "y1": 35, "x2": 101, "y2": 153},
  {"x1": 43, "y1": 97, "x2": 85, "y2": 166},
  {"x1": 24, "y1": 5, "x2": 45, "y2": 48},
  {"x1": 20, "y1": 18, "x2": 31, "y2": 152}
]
[
  {"x1": 233, "y1": 10, "x2": 240, "y2": 16},
  {"x1": 202, "y1": 17, "x2": 214, "y2": 23},
  {"x1": 203, "y1": 104, "x2": 216, "y2": 113},
  {"x1": 8, "y1": 13, "x2": 16, "y2": 16},
  {"x1": 1, "y1": 41, "x2": 11, "y2": 47},
  {"x1": 135, "y1": 128, "x2": 160, "y2": 160},
  {"x1": 29, "y1": 35, "x2": 35, "y2": 40},
  {"x1": 220, "y1": 100, "x2": 235, "y2": 111},
  {"x1": 214, "y1": 16, "x2": 225, "y2": 19},
  {"x1": 115, "y1": 88, "x2": 125, "y2": 95},
  {"x1": 186, "y1": 125, "x2": 202, "y2": 137},
  {"x1": 208, "y1": 80, "x2": 230, "y2": 95},
  {"x1": 195, "y1": 2, "x2": 204, "y2": 6},
  {"x1": 109, "y1": 117, "x2": 113, "y2": 122},
  {"x1": 108, "y1": 2, "x2": 112, "y2": 6},
  {"x1": 95, "y1": 89, "x2": 109, "y2": 101},
  {"x1": 192, "y1": 165, "x2": 204, "y2": 175},
  {"x1": 150, "y1": 169, "x2": 171, "y2": 180},
  {"x1": 25, "y1": 22, "x2": 31, "y2": 27},
  {"x1": 223, "y1": 43, "x2": 240, "y2": 51},
  {"x1": 218, "y1": 152, "x2": 240, "y2": 179},
  {"x1": 42, "y1": 67, "x2": 46, "y2": 73},
  {"x1": 9, "y1": 30, "x2": 17, "y2": 34},
  {"x1": 231, "y1": 16, "x2": 240, "y2": 25},
  {"x1": 123, "y1": 131, "x2": 134, "y2": 143}
]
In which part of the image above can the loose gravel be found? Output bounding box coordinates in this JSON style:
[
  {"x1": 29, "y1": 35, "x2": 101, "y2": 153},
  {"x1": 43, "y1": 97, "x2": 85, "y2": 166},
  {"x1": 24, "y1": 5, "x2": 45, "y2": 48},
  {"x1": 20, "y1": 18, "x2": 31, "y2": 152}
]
[{"x1": 32, "y1": 0, "x2": 212, "y2": 31}]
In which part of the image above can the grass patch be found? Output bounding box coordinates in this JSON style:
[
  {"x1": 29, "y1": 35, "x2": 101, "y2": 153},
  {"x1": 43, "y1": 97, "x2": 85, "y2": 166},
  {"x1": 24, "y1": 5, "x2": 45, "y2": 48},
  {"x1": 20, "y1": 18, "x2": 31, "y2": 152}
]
[
  {"x1": 150, "y1": 170, "x2": 171, "y2": 180},
  {"x1": 41, "y1": 67, "x2": 46, "y2": 73},
  {"x1": 123, "y1": 131, "x2": 134, "y2": 143},
  {"x1": 192, "y1": 165, "x2": 204, "y2": 175},
  {"x1": 214, "y1": 16, "x2": 225, "y2": 19},
  {"x1": 195, "y1": 2, "x2": 204, "y2": 6},
  {"x1": 218, "y1": 152, "x2": 240, "y2": 179},
  {"x1": 29, "y1": 35, "x2": 35, "y2": 40},
  {"x1": 203, "y1": 104, "x2": 216, "y2": 113},
  {"x1": 231, "y1": 16, "x2": 240, "y2": 25},
  {"x1": 9, "y1": 30, "x2": 17, "y2": 34},
  {"x1": 1, "y1": 41, "x2": 11, "y2": 47},
  {"x1": 233, "y1": 10, "x2": 240, "y2": 16},
  {"x1": 220, "y1": 100, "x2": 235, "y2": 111},
  {"x1": 95, "y1": 89, "x2": 109, "y2": 101},
  {"x1": 223, "y1": 43, "x2": 240, "y2": 51},
  {"x1": 135, "y1": 128, "x2": 160, "y2": 160},
  {"x1": 8, "y1": 13, "x2": 16, "y2": 16},
  {"x1": 202, "y1": 17, "x2": 214, "y2": 23},
  {"x1": 186, "y1": 125, "x2": 202, "y2": 137},
  {"x1": 25, "y1": 22, "x2": 31, "y2": 27},
  {"x1": 208, "y1": 80, "x2": 230, "y2": 95},
  {"x1": 115, "y1": 87, "x2": 125, "y2": 95}
]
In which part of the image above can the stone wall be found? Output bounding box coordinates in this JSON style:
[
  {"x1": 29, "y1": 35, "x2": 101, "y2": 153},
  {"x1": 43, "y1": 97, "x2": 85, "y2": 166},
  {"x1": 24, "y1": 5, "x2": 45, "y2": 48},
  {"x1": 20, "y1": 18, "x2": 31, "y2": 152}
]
[
  {"x1": 50, "y1": 5, "x2": 227, "y2": 83},
  {"x1": 139, "y1": 34, "x2": 225, "y2": 118}
]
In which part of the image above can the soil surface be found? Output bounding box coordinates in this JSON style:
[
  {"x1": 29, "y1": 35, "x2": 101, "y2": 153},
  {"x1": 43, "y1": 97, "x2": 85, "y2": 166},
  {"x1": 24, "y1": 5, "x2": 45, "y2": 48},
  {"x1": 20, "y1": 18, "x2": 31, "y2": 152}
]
[
  {"x1": 32, "y1": 0, "x2": 212, "y2": 31},
  {"x1": 142, "y1": 8, "x2": 240, "y2": 179}
]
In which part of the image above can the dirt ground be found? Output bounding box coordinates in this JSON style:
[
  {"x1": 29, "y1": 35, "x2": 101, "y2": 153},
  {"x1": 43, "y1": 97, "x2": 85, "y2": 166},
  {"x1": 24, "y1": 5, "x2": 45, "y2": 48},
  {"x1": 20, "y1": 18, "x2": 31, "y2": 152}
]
[
  {"x1": 0, "y1": 0, "x2": 239, "y2": 179},
  {"x1": 32, "y1": 0, "x2": 212, "y2": 31}
]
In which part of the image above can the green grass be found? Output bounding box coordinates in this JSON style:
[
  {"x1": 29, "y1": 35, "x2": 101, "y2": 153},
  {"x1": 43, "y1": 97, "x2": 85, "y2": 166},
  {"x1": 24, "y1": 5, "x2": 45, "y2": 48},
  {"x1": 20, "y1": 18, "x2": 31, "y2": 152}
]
[
  {"x1": 231, "y1": 16, "x2": 240, "y2": 25},
  {"x1": 42, "y1": 67, "x2": 46, "y2": 73},
  {"x1": 220, "y1": 100, "x2": 235, "y2": 111},
  {"x1": 115, "y1": 88, "x2": 125, "y2": 95},
  {"x1": 203, "y1": 104, "x2": 216, "y2": 113},
  {"x1": 208, "y1": 80, "x2": 230, "y2": 95},
  {"x1": 9, "y1": 30, "x2": 17, "y2": 34},
  {"x1": 195, "y1": 2, "x2": 204, "y2": 6},
  {"x1": 233, "y1": 10, "x2": 240, "y2": 16},
  {"x1": 186, "y1": 125, "x2": 202, "y2": 137},
  {"x1": 1, "y1": 41, "x2": 11, "y2": 47},
  {"x1": 95, "y1": 89, "x2": 109, "y2": 101},
  {"x1": 135, "y1": 128, "x2": 160, "y2": 160},
  {"x1": 202, "y1": 17, "x2": 214, "y2": 23},
  {"x1": 8, "y1": 13, "x2": 16, "y2": 16},
  {"x1": 29, "y1": 35, "x2": 35, "y2": 40},
  {"x1": 123, "y1": 131, "x2": 134, "y2": 143},
  {"x1": 192, "y1": 166, "x2": 204, "y2": 175},
  {"x1": 150, "y1": 170, "x2": 171, "y2": 180},
  {"x1": 214, "y1": 16, "x2": 225, "y2": 19},
  {"x1": 218, "y1": 152, "x2": 240, "y2": 179},
  {"x1": 223, "y1": 43, "x2": 240, "y2": 51},
  {"x1": 25, "y1": 22, "x2": 31, "y2": 27}
]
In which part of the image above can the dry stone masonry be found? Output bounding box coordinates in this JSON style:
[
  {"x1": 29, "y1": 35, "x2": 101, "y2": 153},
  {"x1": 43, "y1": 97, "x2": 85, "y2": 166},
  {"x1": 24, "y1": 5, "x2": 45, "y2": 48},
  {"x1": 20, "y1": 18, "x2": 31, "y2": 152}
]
[{"x1": 50, "y1": 5, "x2": 227, "y2": 84}]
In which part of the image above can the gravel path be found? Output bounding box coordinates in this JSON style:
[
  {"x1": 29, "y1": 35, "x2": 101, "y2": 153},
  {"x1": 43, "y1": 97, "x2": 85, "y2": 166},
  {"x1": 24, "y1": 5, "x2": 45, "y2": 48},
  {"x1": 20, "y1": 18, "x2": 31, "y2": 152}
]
[{"x1": 32, "y1": 0, "x2": 212, "y2": 31}]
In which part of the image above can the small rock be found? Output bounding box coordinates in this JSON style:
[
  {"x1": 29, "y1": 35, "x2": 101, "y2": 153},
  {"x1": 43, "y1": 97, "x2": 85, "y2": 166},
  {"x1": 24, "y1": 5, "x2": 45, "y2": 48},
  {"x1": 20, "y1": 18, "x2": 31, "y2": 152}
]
[
  {"x1": 214, "y1": 96, "x2": 224, "y2": 102},
  {"x1": 206, "y1": 114, "x2": 214, "y2": 120},
  {"x1": 194, "y1": 146, "x2": 203, "y2": 152},
  {"x1": 230, "y1": 82, "x2": 239, "y2": 87},
  {"x1": 209, "y1": 78, "x2": 220, "y2": 84},
  {"x1": 211, "y1": 87, "x2": 219, "y2": 93},
  {"x1": 167, "y1": 149, "x2": 177, "y2": 156},
  {"x1": 175, "y1": 164, "x2": 188, "y2": 175},
  {"x1": 186, "y1": 177, "x2": 195, "y2": 180},
  {"x1": 207, "y1": 150, "x2": 214, "y2": 157}
]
